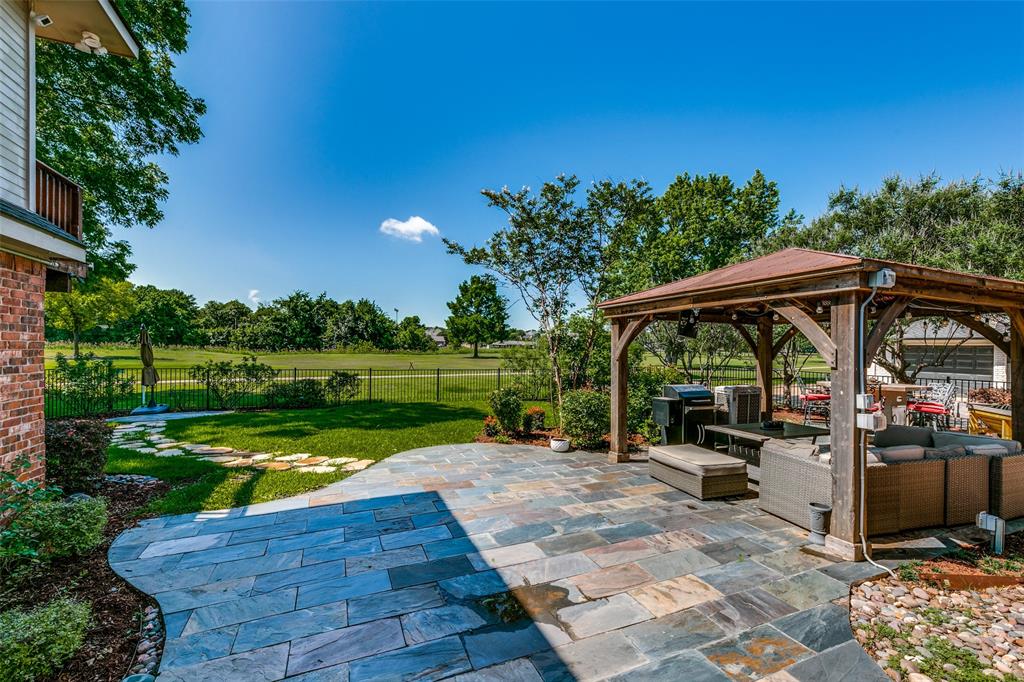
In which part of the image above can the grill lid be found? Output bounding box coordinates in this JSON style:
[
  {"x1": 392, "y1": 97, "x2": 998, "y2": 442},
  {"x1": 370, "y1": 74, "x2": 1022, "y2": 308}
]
[{"x1": 663, "y1": 384, "x2": 714, "y2": 400}]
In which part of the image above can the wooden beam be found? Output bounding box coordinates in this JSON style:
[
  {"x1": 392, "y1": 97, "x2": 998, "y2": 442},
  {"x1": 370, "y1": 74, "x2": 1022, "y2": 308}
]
[
  {"x1": 771, "y1": 302, "x2": 838, "y2": 369},
  {"x1": 864, "y1": 299, "x2": 910, "y2": 363},
  {"x1": 1007, "y1": 308, "x2": 1024, "y2": 444},
  {"x1": 949, "y1": 314, "x2": 1011, "y2": 356},
  {"x1": 731, "y1": 323, "x2": 757, "y2": 355},
  {"x1": 825, "y1": 291, "x2": 865, "y2": 561},
  {"x1": 756, "y1": 317, "x2": 773, "y2": 418},
  {"x1": 772, "y1": 325, "x2": 799, "y2": 358},
  {"x1": 612, "y1": 315, "x2": 651, "y2": 362},
  {"x1": 609, "y1": 319, "x2": 631, "y2": 463}
]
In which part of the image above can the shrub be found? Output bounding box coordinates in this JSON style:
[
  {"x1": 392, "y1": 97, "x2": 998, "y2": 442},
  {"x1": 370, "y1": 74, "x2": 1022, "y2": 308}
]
[
  {"x1": 325, "y1": 370, "x2": 360, "y2": 402},
  {"x1": 265, "y1": 379, "x2": 326, "y2": 409},
  {"x1": 482, "y1": 415, "x2": 499, "y2": 437},
  {"x1": 8, "y1": 497, "x2": 107, "y2": 561},
  {"x1": 189, "y1": 356, "x2": 277, "y2": 409},
  {"x1": 561, "y1": 389, "x2": 610, "y2": 449},
  {"x1": 45, "y1": 354, "x2": 134, "y2": 417},
  {"x1": 0, "y1": 597, "x2": 90, "y2": 682},
  {"x1": 0, "y1": 456, "x2": 61, "y2": 570},
  {"x1": 44, "y1": 419, "x2": 111, "y2": 493},
  {"x1": 523, "y1": 406, "x2": 546, "y2": 432},
  {"x1": 488, "y1": 388, "x2": 523, "y2": 434}
]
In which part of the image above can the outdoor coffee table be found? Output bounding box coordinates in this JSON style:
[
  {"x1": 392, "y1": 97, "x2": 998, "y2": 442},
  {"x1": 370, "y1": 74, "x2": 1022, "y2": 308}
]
[{"x1": 705, "y1": 422, "x2": 829, "y2": 481}]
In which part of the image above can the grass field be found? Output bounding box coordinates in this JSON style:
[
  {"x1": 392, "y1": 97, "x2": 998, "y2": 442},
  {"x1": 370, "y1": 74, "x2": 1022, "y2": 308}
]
[
  {"x1": 46, "y1": 344, "x2": 506, "y2": 369},
  {"x1": 47, "y1": 342, "x2": 830, "y2": 372},
  {"x1": 106, "y1": 401, "x2": 546, "y2": 515}
]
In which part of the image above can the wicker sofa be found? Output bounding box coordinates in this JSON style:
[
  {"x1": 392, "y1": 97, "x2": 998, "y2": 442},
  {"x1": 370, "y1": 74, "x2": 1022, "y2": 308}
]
[
  {"x1": 759, "y1": 425, "x2": 1023, "y2": 534},
  {"x1": 874, "y1": 425, "x2": 1023, "y2": 521}
]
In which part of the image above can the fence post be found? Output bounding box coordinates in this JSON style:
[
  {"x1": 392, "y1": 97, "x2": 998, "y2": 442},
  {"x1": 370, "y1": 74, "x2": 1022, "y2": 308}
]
[
  {"x1": 205, "y1": 368, "x2": 211, "y2": 410},
  {"x1": 368, "y1": 368, "x2": 373, "y2": 403},
  {"x1": 497, "y1": 367, "x2": 501, "y2": 390},
  {"x1": 436, "y1": 368, "x2": 441, "y2": 402},
  {"x1": 293, "y1": 368, "x2": 298, "y2": 383}
]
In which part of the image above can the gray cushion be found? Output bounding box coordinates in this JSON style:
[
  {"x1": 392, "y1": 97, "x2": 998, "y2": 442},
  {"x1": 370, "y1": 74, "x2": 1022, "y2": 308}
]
[
  {"x1": 877, "y1": 445, "x2": 926, "y2": 463},
  {"x1": 871, "y1": 425, "x2": 935, "y2": 448},
  {"x1": 923, "y1": 444, "x2": 967, "y2": 460},
  {"x1": 931, "y1": 431, "x2": 1022, "y2": 454},
  {"x1": 649, "y1": 445, "x2": 747, "y2": 477},
  {"x1": 965, "y1": 444, "x2": 1010, "y2": 457}
]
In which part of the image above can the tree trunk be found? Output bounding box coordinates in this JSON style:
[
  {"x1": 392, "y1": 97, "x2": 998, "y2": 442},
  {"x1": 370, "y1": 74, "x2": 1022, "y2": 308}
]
[
  {"x1": 73, "y1": 328, "x2": 81, "y2": 359},
  {"x1": 473, "y1": 341, "x2": 479, "y2": 358}
]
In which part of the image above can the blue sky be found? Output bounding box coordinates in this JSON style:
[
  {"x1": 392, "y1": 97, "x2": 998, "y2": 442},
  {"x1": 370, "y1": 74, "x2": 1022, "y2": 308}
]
[{"x1": 117, "y1": 1, "x2": 1024, "y2": 328}]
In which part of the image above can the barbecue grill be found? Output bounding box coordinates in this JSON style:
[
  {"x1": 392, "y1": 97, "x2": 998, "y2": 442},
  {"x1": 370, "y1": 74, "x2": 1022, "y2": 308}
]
[{"x1": 653, "y1": 384, "x2": 716, "y2": 445}]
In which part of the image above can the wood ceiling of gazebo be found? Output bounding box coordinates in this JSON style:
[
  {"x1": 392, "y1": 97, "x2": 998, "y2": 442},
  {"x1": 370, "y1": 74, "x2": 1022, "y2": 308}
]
[{"x1": 599, "y1": 248, "x2": 1024, "y2": 319}]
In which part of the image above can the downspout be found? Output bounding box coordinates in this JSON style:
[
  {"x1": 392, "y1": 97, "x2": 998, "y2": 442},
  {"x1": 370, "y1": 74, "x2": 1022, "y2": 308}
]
[{"x1": 859, "y1": 286, "x2": 896, "y2": 576}]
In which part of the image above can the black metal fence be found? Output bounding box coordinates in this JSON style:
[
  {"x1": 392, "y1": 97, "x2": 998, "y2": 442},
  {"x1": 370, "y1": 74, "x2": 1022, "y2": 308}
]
[
  {"x1": 44, "y1": 362, "x2": 1007, "y2": 425},
  {"x1": 44, "y1": 367, "x2": 555, "y2": 419}
]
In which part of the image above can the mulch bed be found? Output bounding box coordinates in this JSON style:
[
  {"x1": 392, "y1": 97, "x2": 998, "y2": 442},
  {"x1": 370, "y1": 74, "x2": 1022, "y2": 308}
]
[
  {"x1": 475, "y1": 428, "x2": 648, "y2": 452},
  {"x1": 2, "y1": 479, "x2": 169, "y2": 682}
]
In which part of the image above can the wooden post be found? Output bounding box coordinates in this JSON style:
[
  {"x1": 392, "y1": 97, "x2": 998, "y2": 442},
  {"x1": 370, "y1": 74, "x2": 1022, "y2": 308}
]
[
  {"x1": 825, "y1": 291, "x2": 866, "y2": 561},
  {"x1": 756, "y1": 317, "x2": 774, "y2": 419},
  {"x1": 1008, "y1": 310, "x2": 1024, "y2": 442},
  {"x1": 610, "y1": 319, "x2": 630, "y2": 463}
]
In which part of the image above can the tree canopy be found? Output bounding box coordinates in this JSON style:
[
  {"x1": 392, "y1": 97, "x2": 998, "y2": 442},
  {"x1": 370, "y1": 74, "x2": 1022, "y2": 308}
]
[
  {"x1": 35, "y1": 0, "x2": 205, "y2": 280},
  {"x1": 445, "y1": 275, "x2": 509, "y2": 357}
]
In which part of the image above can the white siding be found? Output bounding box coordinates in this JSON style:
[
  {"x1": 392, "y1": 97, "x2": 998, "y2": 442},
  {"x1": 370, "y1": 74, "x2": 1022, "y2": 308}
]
[
  {"x1": 994, "y1": 346, "x2": 1008, "y2": 383},
  {"x1": 0, "y1": 0, "x2": 29, "y2": 208}
]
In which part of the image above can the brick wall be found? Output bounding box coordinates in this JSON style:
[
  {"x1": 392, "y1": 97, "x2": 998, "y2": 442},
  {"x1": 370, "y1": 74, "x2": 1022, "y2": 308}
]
[{"x1": 0, "y1": 252, "x2": 46, "y2": 482}]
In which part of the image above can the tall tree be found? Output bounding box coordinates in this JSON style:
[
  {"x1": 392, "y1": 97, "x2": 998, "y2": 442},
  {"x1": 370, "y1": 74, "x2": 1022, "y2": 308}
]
[
  {"x1": 395, "y1": 316, "x2": 435, "y2": 352},
  {"x1": 110, "y1": 285, "x2": 200, "y2": 346},
  {"x1": 763, "y1": 173, "x2": 1024, "y2": 278},
  {"x1": 34, "y1": 0, "x2": 205, "y2": 278},
  {"x1": 45, "y1": 279, "x2": 135, "y2": 357},
  {"x1": 445, "y1": 275, "x2": 509, "y2": 358},
  {"x1": 325, "y1": 299, "x2": 398, "y2": 350},
  {"x1": 637, "y1": 171, "x2": 798, "y2": 369},
  {"x1": 195, "y1": 300, "x2": 252, "y2": 347},
  {"x1": 445, "y1": 176, "x2": 588, "y2": 417}
]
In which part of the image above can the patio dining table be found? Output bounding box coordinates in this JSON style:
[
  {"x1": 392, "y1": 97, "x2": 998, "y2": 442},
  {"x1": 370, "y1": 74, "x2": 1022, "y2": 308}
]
[{"x1": 705, "y1": 421, "x2": 830, "y2": 482}]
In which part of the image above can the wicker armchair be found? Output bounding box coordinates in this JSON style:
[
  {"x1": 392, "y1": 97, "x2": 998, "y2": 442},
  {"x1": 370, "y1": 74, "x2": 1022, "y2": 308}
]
[
  {"x1": 991, "y1": 454, "x2": 1024, "y2": 519},
  {"x1": 943, "y1": 454, "x2": 990, "y2": 526},
  {"x1": 758, "y1": 440, "x2": 944, "y2": 535}
]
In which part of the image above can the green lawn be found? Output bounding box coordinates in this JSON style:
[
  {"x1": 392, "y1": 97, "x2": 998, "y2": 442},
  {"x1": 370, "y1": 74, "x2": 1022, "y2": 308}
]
[
  {"x1": 47, "y1": 344, "x2": 505, "y2": 369},
  {"x1": 47, "y1": 343, "x2": 830, "y2": 372},
  {"x1": 106, "y1": 401, "x2": 546, "y2": 516}
]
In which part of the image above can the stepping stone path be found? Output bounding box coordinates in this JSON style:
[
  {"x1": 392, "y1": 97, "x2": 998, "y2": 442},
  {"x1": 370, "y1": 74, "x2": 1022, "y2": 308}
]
[{"x1": 109, "y1": 420, "x2": 375, "y2": 474}]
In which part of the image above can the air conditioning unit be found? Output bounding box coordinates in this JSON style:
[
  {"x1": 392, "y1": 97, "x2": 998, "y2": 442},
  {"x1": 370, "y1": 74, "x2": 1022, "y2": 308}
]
[{"x1": 715, "y1": 385, "x2": 762, "y2": 424}]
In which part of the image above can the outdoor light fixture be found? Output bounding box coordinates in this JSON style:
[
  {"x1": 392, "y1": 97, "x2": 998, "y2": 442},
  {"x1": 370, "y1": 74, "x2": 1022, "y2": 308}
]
[
  {"x1": 772, "y1": 312, "x2": 780, "y2": 321},
  {"x1": 905, "y1": 310, "x2": 913, "y2": 320},
  {"x1": 33, "y1": 14, "x2": 52, "y2": 27},
  {"x1": 1004, "y1": 335, "x2": 1012, "y2": 343},
  {"x1": 74, "y1": 31, "x2": 108, "y2": 55},
  {"x1": 869, "y1": 305, "x2": 877, "y2": 314},
  {"x1": 677, "y1": 311, "x2": 698, "y2": 339},
  {"x1": 731, "y1": 312, "x2": 738, "y2": 321},
  {"x1": 815, "y1": 303, "x2": 824, "y2": 314}
]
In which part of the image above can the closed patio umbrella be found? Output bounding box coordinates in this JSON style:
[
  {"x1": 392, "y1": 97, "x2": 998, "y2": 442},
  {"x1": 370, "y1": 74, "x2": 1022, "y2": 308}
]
[{"x1": 140, "y1": 324, "x2": 159, "y2": 408}]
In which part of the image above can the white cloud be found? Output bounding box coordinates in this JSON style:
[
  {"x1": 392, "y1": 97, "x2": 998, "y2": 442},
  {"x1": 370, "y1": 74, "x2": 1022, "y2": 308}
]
[
  {"x1": 248, "y1": 289, "x2": 261, "y2": 306},
  {"x1": 379, "y1": 216, "x2": 440, "y2": 243}
]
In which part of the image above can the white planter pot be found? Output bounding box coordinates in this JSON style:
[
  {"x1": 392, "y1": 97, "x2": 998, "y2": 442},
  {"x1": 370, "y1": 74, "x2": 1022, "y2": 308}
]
[{"x1": 550, "y1": 438, "x2": 571, "y2": 453}]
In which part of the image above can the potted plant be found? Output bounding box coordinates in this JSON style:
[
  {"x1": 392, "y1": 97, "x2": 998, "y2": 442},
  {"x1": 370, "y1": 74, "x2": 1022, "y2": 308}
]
[{"x1": 549, "y1": 436, "x2": 570, "y2": 452}]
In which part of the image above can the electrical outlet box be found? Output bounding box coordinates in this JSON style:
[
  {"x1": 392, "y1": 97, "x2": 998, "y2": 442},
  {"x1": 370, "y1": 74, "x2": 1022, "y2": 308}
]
[
  {"x1": 868, "y1": 268, "x2": 896, "y2": 288},
  {"x1": 856, "y1": 393, "x2": 875, "y2": 411},
  {"x1": 857, "y1": 412, "x2": 888, "y2": 431}
]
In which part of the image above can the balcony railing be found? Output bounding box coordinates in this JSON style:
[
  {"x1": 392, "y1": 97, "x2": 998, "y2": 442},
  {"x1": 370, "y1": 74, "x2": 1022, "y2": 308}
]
[{"x1": 35, "y1": 161, "x2": 83, "y2": 241}]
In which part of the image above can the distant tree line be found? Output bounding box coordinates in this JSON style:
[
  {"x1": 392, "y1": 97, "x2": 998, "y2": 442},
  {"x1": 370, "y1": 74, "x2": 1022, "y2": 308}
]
[{"x1": 46, "y1": 282, "x2": 521, "y2": 357}]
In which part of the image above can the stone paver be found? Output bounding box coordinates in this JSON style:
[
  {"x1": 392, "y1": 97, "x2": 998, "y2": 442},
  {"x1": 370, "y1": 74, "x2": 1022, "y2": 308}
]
[{"x1": 110, "y1": 443, "x2": 896, "y2": 681}]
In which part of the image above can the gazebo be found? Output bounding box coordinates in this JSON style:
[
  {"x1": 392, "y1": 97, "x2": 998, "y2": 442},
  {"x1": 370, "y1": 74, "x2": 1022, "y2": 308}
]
[{"x1": 598, "y1": 248, "x2": 1024, "y2": 560}]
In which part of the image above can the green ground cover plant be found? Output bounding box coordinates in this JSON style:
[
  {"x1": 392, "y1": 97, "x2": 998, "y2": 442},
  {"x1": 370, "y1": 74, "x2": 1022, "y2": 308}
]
[{"x1": 0, "y1": 598, "x2": 90, "y2": 682}]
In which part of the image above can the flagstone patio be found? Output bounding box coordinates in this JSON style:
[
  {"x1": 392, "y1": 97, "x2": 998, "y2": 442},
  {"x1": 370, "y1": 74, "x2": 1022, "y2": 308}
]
[{"x1": 110, "y1": 443, "x2": 898, "y2": 681}]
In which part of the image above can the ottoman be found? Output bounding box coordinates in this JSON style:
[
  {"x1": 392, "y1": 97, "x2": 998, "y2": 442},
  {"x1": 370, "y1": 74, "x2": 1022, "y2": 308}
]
[{"x1": 649, "y1": 445, "x2": 749, "y2": 500}]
